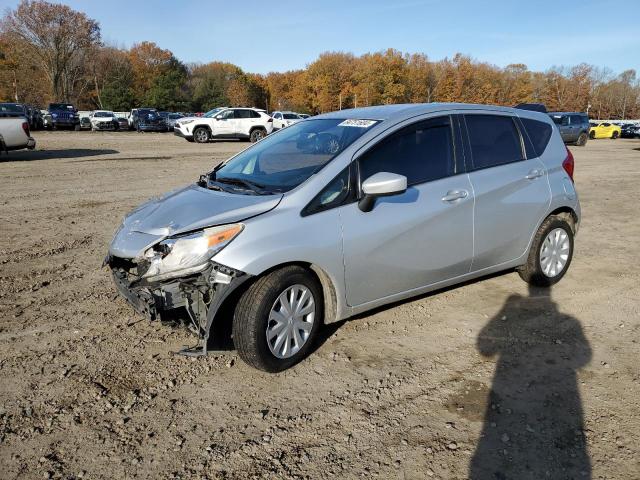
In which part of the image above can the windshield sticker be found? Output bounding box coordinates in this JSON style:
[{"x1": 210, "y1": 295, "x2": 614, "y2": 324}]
[{"x1": 338, "y1": 119, "x2": 377, "y2": 128}]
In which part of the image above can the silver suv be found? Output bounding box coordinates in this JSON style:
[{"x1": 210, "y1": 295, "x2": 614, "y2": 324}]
[{"x1": 106, "y1": 103, "x2": 580, "y2": 372}]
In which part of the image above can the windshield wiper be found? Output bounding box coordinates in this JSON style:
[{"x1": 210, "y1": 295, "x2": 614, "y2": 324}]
[{"x1": 215, "y1": 176, "x2": 271, "y2": 195}]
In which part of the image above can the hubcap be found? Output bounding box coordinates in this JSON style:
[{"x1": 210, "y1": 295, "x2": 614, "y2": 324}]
[
  {"x1": 254, "y1": 131, "x2": 264, "y2": 141},
  {"x1": 196, "y1": 130, "x2": 207, "y2": 142},
  {"x1": 540, "y1": 228, "x2": 570, "y2": 277},
  {"x1": 266, "y1": 284, "x2": 315, "y2": 359}
]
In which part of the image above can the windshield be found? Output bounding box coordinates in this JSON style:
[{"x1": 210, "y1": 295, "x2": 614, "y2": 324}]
[
  {"x1": 203, "y1": 108, "x2": 225, "y2": 118},
  {"x1": 94, "y1": 112, "x2": 114, "y2": 118},
  {"x1": 283, "y1": 113, "x2": 300, "y2": 120},
  {"x1": 49, "y1": 103, "x2": 75, "y2": 111},
  {"x1": 211, "y1": 118, "x2": 379, "y2": 193},
  {"x1": 138, "y1": 109, "x2": 157, "y2": 116}
]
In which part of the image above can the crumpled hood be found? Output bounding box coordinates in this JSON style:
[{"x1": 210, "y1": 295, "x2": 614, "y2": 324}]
[{"x1": 109, "y1": 184, "x2": 282, "y2": 259}]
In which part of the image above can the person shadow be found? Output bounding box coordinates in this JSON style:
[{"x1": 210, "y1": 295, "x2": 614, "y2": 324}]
[{"x1": 469, "y1": 285, "x2": 592, "y2": 480}]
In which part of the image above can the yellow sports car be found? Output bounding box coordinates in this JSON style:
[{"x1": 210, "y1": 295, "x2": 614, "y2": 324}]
[{"x1": 589, "y1": 122, "x2": 622, "y2": 139}]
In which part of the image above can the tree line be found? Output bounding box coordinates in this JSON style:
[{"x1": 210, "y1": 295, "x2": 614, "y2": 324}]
[{"x1": 1, "y1": 0, "x2": 638, "y2": 119}]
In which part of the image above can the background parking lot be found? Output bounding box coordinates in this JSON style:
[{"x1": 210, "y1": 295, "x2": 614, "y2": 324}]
[{"x1": 1, "y1": 132, "x2": 639, "y2": 478}]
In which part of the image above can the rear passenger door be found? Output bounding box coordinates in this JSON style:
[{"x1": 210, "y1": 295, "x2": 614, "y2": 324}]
[
  {"x1": 340, "y1": 115, "x2": 474, "y2": 306},
  {"x1": 462, "y1": 113, "x2": 551, "y2": 272},
  {"x1": 233, "y1": 109, "x2": 252, "y2": 137}
]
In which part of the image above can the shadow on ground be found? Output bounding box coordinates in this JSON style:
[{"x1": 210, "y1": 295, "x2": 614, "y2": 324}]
[
  {"x1": 469, "y1": 285, "x2": 592, "y2": 479},
  {"x1": 1, "y1": 148, "x2": 118, "y2": 162}
]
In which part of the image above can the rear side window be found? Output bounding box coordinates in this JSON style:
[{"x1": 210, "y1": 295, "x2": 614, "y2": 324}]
[
  {"x1": 234, "y1": 109, "x2": 252, "y2": 119},
  {"x1": 250, "y1": 110, "x2": 261, "y2": 118},
  {"x1": 521, "y1": 118, "x2": 553, "y2": 157},
  {"x1": 359, "y1": 116, "x2": 455, "y2": 186},
  {"x1": 464, "y1": 115, "x2": 523, "y2": 170},
  {"x1": 570, "y1": 115, "x2": 584, "y2": 125}
]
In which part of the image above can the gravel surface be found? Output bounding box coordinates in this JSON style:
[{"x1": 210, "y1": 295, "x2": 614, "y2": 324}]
[{"x1": 1, "y1": 131, "x2": 639, "y2": 479}]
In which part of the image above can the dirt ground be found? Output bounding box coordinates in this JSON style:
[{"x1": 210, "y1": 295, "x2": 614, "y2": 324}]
[{"x1": 0, "y1": 130, "x2": 638, "y2": 479}]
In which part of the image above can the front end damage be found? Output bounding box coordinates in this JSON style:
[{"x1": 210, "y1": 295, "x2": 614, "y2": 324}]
[{"x1": 106, "y1": 255, "x2": 251, "y2": 356}]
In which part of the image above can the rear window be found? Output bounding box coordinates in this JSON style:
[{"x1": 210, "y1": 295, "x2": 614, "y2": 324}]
[
  {"x1": 521, "y1": 118, "x2": 553, "y2": 157},
  {"x1": 464, "y1": 115, "x2": 523, "y2": 170},
  {"x1": 0, "y1": 104, "x2": 24, "y2": 114}
]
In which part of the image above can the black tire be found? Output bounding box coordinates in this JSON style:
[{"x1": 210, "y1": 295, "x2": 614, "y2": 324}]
[
  {"x1": 233, "y1": 266, "x2": 323, "y2": 372},
  {"x1": 518, "y1": 215, "x2": 574, "y2": 287},
  {"x1": 589, "y1": 130, "x2": 596, "y2": 139},
  {"x1": 611, "y1": 131, "x2": 619, "y2": 139},
  {"x1": 250, "y1": 128, "x2": 266, "y2": 143},
  {"x1": 575, "y1": 132, "x2": 588, "y2": 146},
  {"x1": 193, "y1": 126, "x2": 210, "y2": 143}
]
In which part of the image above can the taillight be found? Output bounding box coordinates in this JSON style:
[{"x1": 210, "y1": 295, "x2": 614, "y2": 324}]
[
  {"x1": 267, "y1": 117, "x2": 273, "y2": 122},
  {"x1": 562, "y1": 147, "x2": 574, "y2": 182},
  {"x1": 22, "y1": 121, "x2": 30, "y2": 137}
]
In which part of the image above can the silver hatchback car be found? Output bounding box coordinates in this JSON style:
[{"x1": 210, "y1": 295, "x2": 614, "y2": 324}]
[{"x1": 106, "y1": 103, "x2": 580, "y2": 372}]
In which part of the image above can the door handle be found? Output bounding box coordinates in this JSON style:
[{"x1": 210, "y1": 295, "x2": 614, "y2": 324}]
[
  {"x1": 441, "y1": 190, "x2": 468, "y2": 202},
  {"x1": 525, "y1": 169, "x2": 544, "y2": 180}
]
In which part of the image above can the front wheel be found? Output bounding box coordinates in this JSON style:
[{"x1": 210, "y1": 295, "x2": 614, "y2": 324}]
[
  {"x1": 193, "y1": 127, "x2": 210, "y2": 143},
  {"x1": 250, "y1": 129, "x2": 266, "y2": 143},
  {"x1": 518, "y1": 215, "x2": 574, "y2": 287},
  {"x1": 232, "y1": 266, "x2": 323, "y2": 372}
]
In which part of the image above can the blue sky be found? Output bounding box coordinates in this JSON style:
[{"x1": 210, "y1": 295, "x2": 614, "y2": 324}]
[{"x1": 2, "y1": 0, "x2": 638, "y2": 74}]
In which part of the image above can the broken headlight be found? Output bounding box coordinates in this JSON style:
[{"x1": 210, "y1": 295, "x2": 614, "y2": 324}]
[{"x1": 138, "y1": 224, "x2": 243, "y2": 282}]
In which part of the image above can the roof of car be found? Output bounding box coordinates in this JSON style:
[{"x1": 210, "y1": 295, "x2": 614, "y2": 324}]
[{"x1": 314, "y1": 103, "x2": 536, "y2": 122}]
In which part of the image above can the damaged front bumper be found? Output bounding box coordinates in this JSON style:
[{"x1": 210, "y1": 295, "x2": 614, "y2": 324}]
[{"x1": 106, "y1": 255, "x2": 251, "y2": 356}]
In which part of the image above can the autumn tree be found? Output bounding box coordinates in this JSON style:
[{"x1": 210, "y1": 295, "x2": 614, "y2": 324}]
[{"x1": 1, "y1": 0, "x2": 100, "y2": 102}]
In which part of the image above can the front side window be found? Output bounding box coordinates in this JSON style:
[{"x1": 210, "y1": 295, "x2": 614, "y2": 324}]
[
  {"x1": 274, "y1": 113, "x2": 282, "y2": 119},
  {"x1": 465, "y1": 114, "x2": 523, "y2": 170},
  {"x1": 210, "y1": 119, "x2": 378, "y2": 194},
  {"x1": 358, "y1": 116, "x2": 456, "y2": 186},
  {"x1": 218, "y1": 109, "x2": 234, "y2": 120}
]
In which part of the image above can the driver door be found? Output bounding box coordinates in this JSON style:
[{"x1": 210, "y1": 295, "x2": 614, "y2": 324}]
[
  {"x1": 214, "y1": 109, "x2": 235, "y2": 137},
  {"x1": 339, "y1": 116, "x2": 474, "y2": 307}
]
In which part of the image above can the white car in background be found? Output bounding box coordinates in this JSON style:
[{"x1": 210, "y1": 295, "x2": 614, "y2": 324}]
[
  {"x1": 272, "y1": 111, "x2": 302, "y2": 130},
  {"x1": 174, "y1": 107, "x2": 273, "y2": 143},
  {"x1": 89, "y1": 110, "x2": 118, "y2": 131}
]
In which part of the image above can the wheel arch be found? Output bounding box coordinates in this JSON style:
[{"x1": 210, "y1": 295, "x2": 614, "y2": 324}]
[{"x1": 208, "y1": 261, "x2": 340, "y2": 345}]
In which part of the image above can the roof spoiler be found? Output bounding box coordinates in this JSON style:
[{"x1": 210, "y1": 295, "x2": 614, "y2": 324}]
[{"x1": 514, "y1": 103, "x2": 548, "y2": 113}]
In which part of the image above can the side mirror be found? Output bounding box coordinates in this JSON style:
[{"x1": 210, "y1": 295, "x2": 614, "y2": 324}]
[{"x1": 358, "y1": 172, "x2": 407, "y2": 212}]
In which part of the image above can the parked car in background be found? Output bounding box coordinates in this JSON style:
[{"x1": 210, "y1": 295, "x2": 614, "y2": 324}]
[
  {"x1": 130, "y1": 108, "x2": 166, "y2": 132},
  {"x1": 41, "y1": 109, "x2": 53, "y2": 129},
  {"x1": 24, "y1": 105, "x2": 44, "y2": 130},
  {"x1": 174, "y1": 107, "x2": 273, "y2": 143},
  {"x1": 165, "y1": 112, "x2": 183, "y2": 131},
  {"x1": 115, "y1": 116, "x2": 129, "y2": 130},
  {"x1": 620, "y1": 123, "x2": 640, "y2": 139},
  {"x1": 0, "y1": 116, "x2": 36, "y2": 152},
  {"x1": 549, "y1": 112, "x2": 590, "y2": 146},
  {"x1": 272, "y1": 111, "x2": 302, "y2": 130},
  {"x1": 48, "y1": 103, "x2": 80, "y2": 130},
  {"x1": 589, "y1": 122, "x2": 621, "y2": 139},
  {"x1": 90, "y1": 110, "x2": 120, "y2": 131},
  {"x1": 80, "y1": 116, "x2": 92, "y2": 130},
  {"x1": 107, "y1": 103, "x2": 579, "y2": 371}
]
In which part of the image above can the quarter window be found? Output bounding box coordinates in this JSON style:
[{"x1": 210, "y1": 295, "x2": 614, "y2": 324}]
[
  {"x1": 521, "y1": 118, "x2": 553, "y2": 157},
  {"x1": 465, "y1": 114, "x2": 523, "y2": 170},
  {"x1": 358, "y1": 116, "x2": 456, "y2": 186}
]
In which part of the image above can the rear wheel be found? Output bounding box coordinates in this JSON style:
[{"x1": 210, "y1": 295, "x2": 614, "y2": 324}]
[
  {"x1": 575, "y1": 132, "x2": 588, "y2": 146},
  {"x1": 518, "y1": 215, "x2": 574, "y2": 287},
  {"x1": 611, "y1": 131, "x2": 619, "y2": 139},
  {"x1": 193, "y1": 127, "x2": 210, "y2": 143},
  {"x1": 250, "y1": 128, "x2": 266, "y2": 143},
  {"x1": 232, "y1": 266, "x2": 323, "y2": 372}
]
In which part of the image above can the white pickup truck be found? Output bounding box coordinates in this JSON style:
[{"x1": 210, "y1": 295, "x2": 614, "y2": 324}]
[{"x1": 0, "y1": 105, "x2": 36, "y2": 153}]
